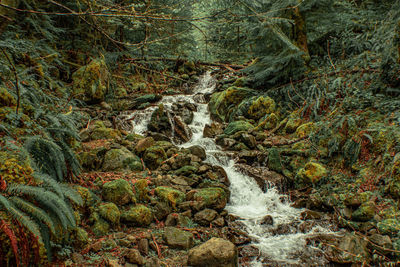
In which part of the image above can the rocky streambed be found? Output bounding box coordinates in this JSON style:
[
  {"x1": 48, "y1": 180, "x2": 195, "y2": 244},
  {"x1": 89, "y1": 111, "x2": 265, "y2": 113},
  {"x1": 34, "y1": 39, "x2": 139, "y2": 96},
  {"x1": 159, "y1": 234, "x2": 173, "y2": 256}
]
[{"x1": 71, "y1": 72, "x2": 382, "y2": 266}]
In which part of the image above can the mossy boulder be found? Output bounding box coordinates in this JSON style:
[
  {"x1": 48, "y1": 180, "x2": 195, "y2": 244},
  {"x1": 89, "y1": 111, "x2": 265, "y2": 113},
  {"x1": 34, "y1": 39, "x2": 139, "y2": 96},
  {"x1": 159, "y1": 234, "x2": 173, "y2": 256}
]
[
  {"x1": 155, "y1": 186, "x2": 185, "y2": 208},
  {"x1": 102, "y1": 179, "x2": 136, "y2": 206},
  {"x1": 193, "y1": 187, "x2": 228, "y2": 211},
  {"x1": 377, "y1": 219, "x2": 400, "y2": 235},
  {"x1": 121, "y1": 204, "x2": 152, "y2": 226},
  {"x1": 209, "y1": 87, "x2": 255, "y2": 122},
  {"x1": 0, "y1": 87, "x2": 16, "y2": 107},
  {"x1": 135, "y1": 137, "x2": 155, "y2": 154},
  {"x1": 143, "y1": 146, "x2": 167, "y2": 170},
  {"x1": 148, "y1": 104, "x2": 172, "y2": 135},
  {"x1": 296, "y1": 122, "x2": 316, "y2": 138},
  {"x1": 102, "y1": 147, "x2": 141, "y2": 172},
  {"x1": 78, "y1": 147, "x2": 106, "y2": 171},
  {"x1": 134, "y1": 179, "x2": 150, "y2": 202},
  {"x1": 175, "y1": 165, "x2": 198, "y2": 176},
  {"x1": 72, "y1": 58, "x2": 110, "y2": 103},
  {"x1": 93, "y1": 216, "x2": 110, "y2": 237},
  {"x1": 91, "y1": 127, "x2": 121, "y2": 141},
  {"x1": 99, "y1": 202, "x2": 121, "y2": 225},
  {"x1": 224, "y1": 121, "x2": 254, "y2": 136},
  {"x1": 74, "y1": 227, "x2": 89, "y2": 248},
  {"x1": 284, "y1": 113, "x2": 303, "y2": 133},
  {"x1": 163, "y1": 227, "x2": 194, "y2": 249},
  {"x1": 260, "y1": 113, "x2": 279, "y2": 130},
  {"x1": 267, "y1": 148, "x2": 283, "y2": 173},
  {"x1": 297, "y1": 162, "x2": 328, "y2": 184},
  {"x1": 351, "y1": 201, "x2": 375, "y2": 222},
  {"x1": 247, "y1": 96, "x2": 276, "y2": 121}
]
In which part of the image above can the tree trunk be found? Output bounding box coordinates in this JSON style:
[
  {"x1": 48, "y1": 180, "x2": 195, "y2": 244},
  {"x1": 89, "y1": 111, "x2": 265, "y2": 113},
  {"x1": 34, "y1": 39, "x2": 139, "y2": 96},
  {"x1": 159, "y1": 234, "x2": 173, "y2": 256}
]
[{"x1": 291, "y1": 6, "x2": 310, "y2": 64}]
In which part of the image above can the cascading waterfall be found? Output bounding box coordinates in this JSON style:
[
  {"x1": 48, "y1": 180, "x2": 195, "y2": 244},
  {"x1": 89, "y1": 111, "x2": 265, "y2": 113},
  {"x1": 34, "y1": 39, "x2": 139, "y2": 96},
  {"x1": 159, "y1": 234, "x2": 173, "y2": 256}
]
[{"x1": 128, "y1": 72, "x2": 334, "y2": 266}]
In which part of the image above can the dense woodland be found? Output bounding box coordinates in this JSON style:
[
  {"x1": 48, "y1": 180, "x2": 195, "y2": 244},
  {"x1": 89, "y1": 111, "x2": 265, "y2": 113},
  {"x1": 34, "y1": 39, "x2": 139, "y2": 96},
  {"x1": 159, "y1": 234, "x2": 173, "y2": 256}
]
[{"x1": 0, "y1": 0, "x2": 400, "y2": 266}]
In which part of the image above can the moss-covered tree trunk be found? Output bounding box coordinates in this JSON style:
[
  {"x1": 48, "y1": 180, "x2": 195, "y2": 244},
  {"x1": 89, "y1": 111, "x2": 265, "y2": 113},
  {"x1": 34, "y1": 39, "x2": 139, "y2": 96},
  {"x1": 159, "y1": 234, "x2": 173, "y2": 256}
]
[{"x1": 291, "y1": 5, "x2": 310, "y2": 64}]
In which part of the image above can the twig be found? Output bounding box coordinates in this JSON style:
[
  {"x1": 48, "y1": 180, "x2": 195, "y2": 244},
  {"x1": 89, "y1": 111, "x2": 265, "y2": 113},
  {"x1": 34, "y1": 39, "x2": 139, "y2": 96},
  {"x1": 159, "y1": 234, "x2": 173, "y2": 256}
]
[
  {"x1": 151, "y1": 234, "x2": 163, "y2": 259},
  {"x1": 1, "y1": 49, "x2": 20, "y2": 114}
]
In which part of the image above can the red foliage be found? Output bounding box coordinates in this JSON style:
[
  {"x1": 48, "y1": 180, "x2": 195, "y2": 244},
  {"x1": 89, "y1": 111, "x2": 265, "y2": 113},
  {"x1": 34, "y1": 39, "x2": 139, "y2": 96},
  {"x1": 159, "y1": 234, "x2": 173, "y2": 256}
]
[{"x1": 0, "y1": 219, "x2": 20, "y2": 267}]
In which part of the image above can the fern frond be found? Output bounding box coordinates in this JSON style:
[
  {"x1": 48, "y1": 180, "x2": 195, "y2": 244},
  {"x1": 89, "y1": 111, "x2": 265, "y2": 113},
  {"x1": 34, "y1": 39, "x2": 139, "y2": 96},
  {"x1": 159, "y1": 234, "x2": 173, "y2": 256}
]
[
  {"x1": 7, "y1": 184, "x2": 76, "y2": 229},
  {"x1": 9, "y1": 196, "x2": 56, "y2": 235},
  {"x1": 0, "y1": 195, "x2": 42, "y2": 242},
  {"x1": 58, "y1": 183, "x2": 83, "y2": 206}
]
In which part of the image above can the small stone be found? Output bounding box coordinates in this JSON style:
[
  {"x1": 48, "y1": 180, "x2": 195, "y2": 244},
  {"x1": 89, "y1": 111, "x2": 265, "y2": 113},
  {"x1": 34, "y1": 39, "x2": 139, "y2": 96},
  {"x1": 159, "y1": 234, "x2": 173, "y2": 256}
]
[
  {"x1": 188, "y1": 238, "x2": 238, "y2": 267},
  {"x1": 212, "y1": 217, "x2": 225, "y2": 227},
  {"x1": 125, "y1": 249, "x2": 144, "y2": 265},
  {"x1": 138, "y1": 239, "x2": 149, "y2": 256},
  {"x1": 260, "y1": 215, "x2": 274, "y2": 225},
  {"x1": 163, "y1": 227, "x2": 194, "y2": 249},
  {"x1": 194, "y1": 209, "x2": 218, "y2": 226}
]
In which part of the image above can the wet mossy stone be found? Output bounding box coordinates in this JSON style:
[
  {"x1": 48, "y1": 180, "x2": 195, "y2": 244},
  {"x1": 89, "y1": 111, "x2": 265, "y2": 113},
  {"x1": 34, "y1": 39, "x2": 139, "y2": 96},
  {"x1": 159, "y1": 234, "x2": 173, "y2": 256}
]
[
  {"x1": 377, "y1": 219, "x2": 400, "y2": 235},
  {"x1": 155, "y1": 186, "x2": 185, "y2": 208},
  {"x1": 135, "y1": 137, "x2": 155, "y2": 154},
  {"x1": 284, "y1": 114, "x2": 303, "y2": 134},
  {"x1": 247, "y1": 96, "x2": 276, "y2": 121},
  {"x1": 121, "y1": 204, "x2": 152, "y2": 226},
  {"x1": 193, "y1": 187, "x2": 228, "y2": 211},
  {"x1": 148, "y1": 104, "x2": 172, "y2": 134},
  {"x1": 224, "y1": 121, "x2": 254, "y2": 136},
  {"x1": 209, "y1": 86, "x2": 256, "y2": 122},
  {"x1": 135, "y1": 179, "x2": 150, "y2": 202},
  {"x1": 130, "y1": 94, "x2": 162, "y2": 109},
  {"x1": 188, "y1": 145, "x2": 206, "y2": 160},
  {"x1": 163, "y1": 226, "x2": 193, "y2": 249},
  {"x1": 175, "y1": 165, "x2": 198, "y2": 176},
  {"x1": 72, "y1": 58, "x2": 110, "y2": 103},
  {"x1": 143, "y1": 146, "x2": 167, "y2": 170},
  {"x1": 91, "y1": 127, "x2": 121, "y2": 141},
  {"x1": 268, "y1": 148, "x2": 283, "y2": 173},
  {"x1": 297, "y1": 162, "x2": 328, "y2": 184},
  {"x1": 93, "y1": 216, "x2": 111, "y2": 237},
  {"x1": 102, "y1": 147, "x2": 141, "y2": 172},
  {"x1": 351, "y1": 201, "x2": 375, "y2": 222},
  {"x1": 99, "y1": 202, "x2": 121, "y2": 225},
  {"x1": 102, "y1": 179, "x2": 136, "y2": 206}
]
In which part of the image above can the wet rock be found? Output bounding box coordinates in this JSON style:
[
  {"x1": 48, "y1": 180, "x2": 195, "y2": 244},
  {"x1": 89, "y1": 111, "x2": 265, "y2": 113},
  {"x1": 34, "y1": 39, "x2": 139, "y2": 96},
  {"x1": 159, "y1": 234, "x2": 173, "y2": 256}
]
[
  {"x1": 138, "y1": 239, "x2": 149, "y2": 256},
  {"x1": 377, "y1": 218, "x2": 400, "y2": 235},
  {"x1": 175, "y1": 165, "x2": 198, "y2": 176},
  {"x1": 209, "y1": 86, "x2": 255, "y2": 122},
  {"x1": 135, "y1": 137, "x2": 155, "y2": 154},
  {"x1": 224, "y1": 121, "x2": 254, "y2": 136},
  {"x1": 147, "y1": 132, "x2": 171, "y2": 142},
  {"x1": 260, "y1": 215, "x2": 274, "y2": 225},
  {"x1": 121, "y1": 204, "x2": 152, "y2": 226},
  {"x1": 352, "y1": 201, "x2": 376, "y2": 222},
  {"x1": 187, "y1": 238, "x2": 238, "y2": 267},
  {"x1": 72, "y1": 58, "x2": 109, "y2": 103},
  {"x1": 143, "y1": 146, "x2": 167, "y2": 170},
  {"x1": 325, "y1": 232, "x2": 369, "y2": 264},
  {"x1": 193, "y1": 187, "x2": 228, "y2": 211},
  {"x1": 102, "y1": 147, "x2": 141, "y2": 172},
  {"x1": 102, "y1": 179, "x2": 135, "y2": 206},
  {"x1": 235, "y1": 164, "x2": 288, "y2": 192},
  {"x1": 130, "y1": 94, "x2": 162, "y2": 109},
  {"x1": 267, "y1": 148, "x2": 283, "y2": 173},
  {"x1": 148, "y1": 104, "x2": 172, "y2": 135},
  {"x1": 155, "y1": 186, "x2": 186, "y2": 208},
  {"x1": 194, "y1": 209, "x2": 218, "y2": 226},
  {"x1": 153, "y1": 201, "x2": 172, "y2": 221},
  {"x1": 172, "y1": 116, "x2": 193, "y2": 144},
  {"x1": 297, "y1": 161, "x2": 328, "y2": 184},
  {"x1": 125, "y1": 248, "x2": 144, "y2": 265},
  {"x1": 216, "y1": 137, "x2": 236, "y2": 149},
  {"x1": 163, "y1": 227, "x2": 194, "y2": 249},
  {"x1": 171, "y1": 101, "x2": 195, "y2": 124},
  {"x1": 203, "y1": 123, "x2": 224, "y2": 138},
  {"x1": 212, "y1": 217, "x2": 225, "y2": 227},
  {"x1": 99, "y1": 202, "x2": 120, "y2": 225},
  {"x1": 368, "y1": 234, "x2": 392, "y2": 255},
  {"x1": 300, "y1": 209, "x2": 322, "y2": 220},
  {"x1": 188, "y1": 145, "x2": 206, "y2": 160}
]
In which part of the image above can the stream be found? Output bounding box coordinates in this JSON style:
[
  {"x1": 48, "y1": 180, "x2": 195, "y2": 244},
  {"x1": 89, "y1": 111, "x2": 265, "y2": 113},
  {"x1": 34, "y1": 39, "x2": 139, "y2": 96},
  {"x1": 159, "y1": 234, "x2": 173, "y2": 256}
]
[{"x1": 127, "y1": 72, "x2": 335, "y2": 266}]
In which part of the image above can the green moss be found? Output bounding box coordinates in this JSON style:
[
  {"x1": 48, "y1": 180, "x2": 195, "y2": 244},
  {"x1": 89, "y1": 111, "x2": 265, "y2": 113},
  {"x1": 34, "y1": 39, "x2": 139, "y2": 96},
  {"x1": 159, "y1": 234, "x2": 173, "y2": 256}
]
[
  {"x1": 155, "y1": 186, "x2": 185, "y2": 208},
  {"x1": 72, "y1": 58, "x2": 109, "y2": 103},
  {"x1": 121, "y1": 204, "x2": 152, "y2": 226},
  {"x1": 143, "y1": 146, "x2": 167, "y2": 170},
  {"x1": 102, "y1": 179, "x2": 136, "y2": 205},
  {"x1": 0, "y1": 87, "x2": 16, "y2": 107},
  {"x1": 224, "y1": 120, "x2": 254, "y2": 136},
  {"x1": 175, "y1": 165, "x2": 198, "y2": 176},
  {"x1": 135, "y1": 179, "x2": 150, "y2": 202},
  {"x1": 296, "y1": 122, "x2": 316, "y2": 138},
  {"x1": 297, "y1": 161, "x2": 328, "y2": 184},
  {"x1": 377, "y1": 219, "x2": 400, "y2": 235},
  {"x1": 99, "y1": 202, "x2": 120, "y2": 225},
  {"x1": 193, "y1": 187, "x2": 228, "y2": 210},
  {"x1": 351, "y1": 201, "x2": 375, "y2": 222},
  {"x1": 247, "y1": 96, "x2": 276, "y2": 120}
]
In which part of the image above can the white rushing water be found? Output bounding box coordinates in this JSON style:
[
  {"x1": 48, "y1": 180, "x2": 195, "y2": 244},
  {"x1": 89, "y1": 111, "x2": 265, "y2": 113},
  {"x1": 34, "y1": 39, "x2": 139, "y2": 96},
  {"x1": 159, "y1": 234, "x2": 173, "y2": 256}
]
[{"x1": 128, "y1": 72, "x2": 333, "y2": 266}]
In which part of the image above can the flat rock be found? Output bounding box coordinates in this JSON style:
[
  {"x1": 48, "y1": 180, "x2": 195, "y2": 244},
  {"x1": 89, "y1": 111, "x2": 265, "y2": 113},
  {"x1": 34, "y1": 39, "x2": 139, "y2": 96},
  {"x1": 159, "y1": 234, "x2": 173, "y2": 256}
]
[{"x1": 188, "y1": 238, "x2": 238, "y2": 267}]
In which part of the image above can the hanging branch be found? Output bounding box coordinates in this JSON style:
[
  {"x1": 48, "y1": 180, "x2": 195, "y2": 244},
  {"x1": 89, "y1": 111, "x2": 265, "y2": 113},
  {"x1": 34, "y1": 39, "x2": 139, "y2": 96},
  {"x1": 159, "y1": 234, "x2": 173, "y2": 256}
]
[{"x1": 1, "y1": 49, "x2": 20, "y2": 114}]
